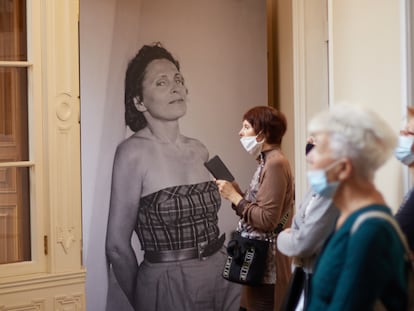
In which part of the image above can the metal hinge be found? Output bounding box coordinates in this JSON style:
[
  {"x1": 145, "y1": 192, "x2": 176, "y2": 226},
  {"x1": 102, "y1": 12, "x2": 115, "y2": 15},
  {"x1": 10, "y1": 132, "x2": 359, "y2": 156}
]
[{"x1": 44, "y1": 235, "x2": 48, "y2": 255}]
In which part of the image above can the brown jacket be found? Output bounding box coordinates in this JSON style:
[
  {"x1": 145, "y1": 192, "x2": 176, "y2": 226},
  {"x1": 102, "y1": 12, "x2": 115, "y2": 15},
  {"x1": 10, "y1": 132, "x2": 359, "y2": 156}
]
[{"x1": 235, "y1": 148, "x2": 294, "y2": 311}]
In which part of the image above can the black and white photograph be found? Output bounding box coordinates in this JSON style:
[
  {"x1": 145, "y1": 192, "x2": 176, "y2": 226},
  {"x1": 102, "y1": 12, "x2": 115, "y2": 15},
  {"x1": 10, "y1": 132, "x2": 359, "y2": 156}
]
[
  {"x1": 0, "y1": 0, "x2": 408, "y2": 310},
  {"x1": 80, "y1": 1, "x2": 267, "y2": 310}
]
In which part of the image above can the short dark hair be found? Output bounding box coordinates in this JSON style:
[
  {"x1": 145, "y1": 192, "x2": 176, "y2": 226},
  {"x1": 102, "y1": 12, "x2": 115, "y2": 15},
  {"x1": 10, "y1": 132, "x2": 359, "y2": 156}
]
[
  {"x1": 243, "y1": 106, "x2": 287, "y2": 145},
  {"x1": 124, "y1": 43, "x2": 180, "y2": 132}
]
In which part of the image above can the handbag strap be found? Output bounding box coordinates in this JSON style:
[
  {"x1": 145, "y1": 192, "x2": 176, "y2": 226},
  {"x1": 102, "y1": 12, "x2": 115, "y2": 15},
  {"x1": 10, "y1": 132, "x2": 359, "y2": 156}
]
[
  {"x1": 274, "y1": 211, "x2": 290, "y2": 234},
  {"x1": 350, "y1": 211, "x2": 414, "y2": 310},
  {"x1": 350, "y1": 211, "x2": 411, "y2": 259}
]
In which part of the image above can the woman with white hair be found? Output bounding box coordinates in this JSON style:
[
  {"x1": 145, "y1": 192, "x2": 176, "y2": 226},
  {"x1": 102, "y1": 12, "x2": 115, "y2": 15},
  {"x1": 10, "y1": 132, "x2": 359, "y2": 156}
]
[{"x1": 305, "y1": 104, "x2": 408, "y2": 311}]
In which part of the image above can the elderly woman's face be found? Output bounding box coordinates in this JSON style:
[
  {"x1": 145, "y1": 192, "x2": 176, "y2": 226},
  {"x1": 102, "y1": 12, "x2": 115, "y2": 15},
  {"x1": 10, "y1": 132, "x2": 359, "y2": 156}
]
[
  {"x1": 140, "y1": 59, "x2": 187, "y2": 121},
  {"x1": 307, "y1": 132, "x2": 337, "y2": 170}
]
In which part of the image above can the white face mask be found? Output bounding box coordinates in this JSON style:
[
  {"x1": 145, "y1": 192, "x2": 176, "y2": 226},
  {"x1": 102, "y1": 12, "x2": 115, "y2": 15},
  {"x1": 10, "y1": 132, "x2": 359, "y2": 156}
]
[{"x1": 240, "y1": 135, "x2": 264, "y2": 159}]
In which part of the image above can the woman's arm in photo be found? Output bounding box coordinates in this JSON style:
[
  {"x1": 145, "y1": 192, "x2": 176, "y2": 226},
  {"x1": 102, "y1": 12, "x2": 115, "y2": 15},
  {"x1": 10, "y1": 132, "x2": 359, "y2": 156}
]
[{"x1": 106, "y1": 141, "x2": 143, "y2": 307}]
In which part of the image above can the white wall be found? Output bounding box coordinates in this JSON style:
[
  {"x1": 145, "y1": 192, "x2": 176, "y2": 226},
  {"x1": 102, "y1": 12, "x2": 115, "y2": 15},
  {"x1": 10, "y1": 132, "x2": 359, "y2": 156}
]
[
  {"x1": 276, "y1": 0, "x2": 295, "y2": 189},
  {"x1": 291, "y1": 0, "x2": 407, "y2": 207},
  {"x1": 291, "y1": 0, "x2": 330, "y2": 202},
  {"x1": 329, "y1": 0, "x2": 405, "y2": 208},
  {"x1": 80, "y1": 1, "x2": 267, "y2": 310}
]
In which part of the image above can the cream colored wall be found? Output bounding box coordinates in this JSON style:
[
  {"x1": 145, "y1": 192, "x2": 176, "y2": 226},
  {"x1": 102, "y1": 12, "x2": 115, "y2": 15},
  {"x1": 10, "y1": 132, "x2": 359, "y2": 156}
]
[
  {"x1": 291, "y1": 0, "x2": 330, "y2": 203},
  {"x1": 291, "y1": 0, "x2": 406, "y2": 207},
  {"x1": 329, "y1": 0, "x2": 405, "y2": 210},
  {"x1": 276, "y1": 0, "x2": 295, "y2": 185}
]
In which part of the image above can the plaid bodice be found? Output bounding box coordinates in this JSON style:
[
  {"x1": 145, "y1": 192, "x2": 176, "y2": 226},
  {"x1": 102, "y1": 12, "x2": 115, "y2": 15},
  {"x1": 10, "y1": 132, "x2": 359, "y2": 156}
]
[{"x1": 136, "y1": 181, "x2": 221, "y2": 251}]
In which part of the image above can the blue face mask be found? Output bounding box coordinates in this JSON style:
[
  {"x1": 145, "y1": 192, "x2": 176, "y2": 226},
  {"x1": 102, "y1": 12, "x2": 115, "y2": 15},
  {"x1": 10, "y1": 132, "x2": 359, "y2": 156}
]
[
  {"x1": 307, "y1": 161, "x2": 341, "y2": 198},
  {"x1": 394, "y1": 135, "x2": 414, "y2": 166}
]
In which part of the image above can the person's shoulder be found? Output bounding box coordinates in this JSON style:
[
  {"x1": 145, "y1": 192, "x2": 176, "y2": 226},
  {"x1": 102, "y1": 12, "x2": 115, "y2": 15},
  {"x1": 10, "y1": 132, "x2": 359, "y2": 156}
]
[
  {"x1": 116, "y1": 135, "x2": 137, "y2": 151},
  {"x1": 114, "y1": 135, "x2": 147, "y2": 163},
  {"x1": 181, "y1": 136, "x2": 209, "y2": 156},
  {"x1": 264, "y1": 149, "x2": 291, "y2": 169},
  {"x1": 349, "y1": 208, "x2": 398, "y2": 240},
  {"x1": 181, "y1": 135, "x2": 207, "y2": 147},
  {"x1": 313, "y1": 193, "x2": 336, "y2": 210},
  {"x1": 400, "y1": 188, "x2": 414, "y2": 209}
]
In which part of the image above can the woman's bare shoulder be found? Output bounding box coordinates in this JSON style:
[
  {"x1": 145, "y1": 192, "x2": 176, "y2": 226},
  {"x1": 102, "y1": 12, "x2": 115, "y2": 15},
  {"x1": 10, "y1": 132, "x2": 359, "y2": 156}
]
[
  {"x1": 181, "y1": 135, "x2": 207, "y2": 146},
  {"x1": 181, "y1": 136, "x2": 209, "y2": 158},
  {"x1": 114, "y1": 135, "x2": 149, "y2": 163}
]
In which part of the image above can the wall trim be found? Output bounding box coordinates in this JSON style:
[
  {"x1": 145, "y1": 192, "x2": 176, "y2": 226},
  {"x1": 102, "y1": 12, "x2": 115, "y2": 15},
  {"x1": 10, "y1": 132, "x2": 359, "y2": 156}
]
[
  {"x1": 401, "y1": 0, "x2": 412, "y2": 193},
  {"x1": 0, "y1": 270, "x2": 86, "y2": 295},
  {"x1": 292, "y1": 0, "x2": 308, "y2": 204}
]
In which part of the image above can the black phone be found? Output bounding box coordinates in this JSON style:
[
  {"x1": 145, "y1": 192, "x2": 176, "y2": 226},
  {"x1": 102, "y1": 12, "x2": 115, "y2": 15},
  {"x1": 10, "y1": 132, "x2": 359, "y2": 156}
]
[{"x1": 204, "y1": 155, "x2": 235, "y2": 181}]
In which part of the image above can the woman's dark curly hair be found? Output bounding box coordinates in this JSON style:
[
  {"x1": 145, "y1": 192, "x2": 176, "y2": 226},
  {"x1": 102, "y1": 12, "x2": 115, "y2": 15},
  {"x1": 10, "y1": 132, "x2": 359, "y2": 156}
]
[
  {"x1": 243, "y1": 106, "x2": 287, "y2": 145},
  {"x1": 124, "y1": 43, "x2": 180, "y2": 132}
]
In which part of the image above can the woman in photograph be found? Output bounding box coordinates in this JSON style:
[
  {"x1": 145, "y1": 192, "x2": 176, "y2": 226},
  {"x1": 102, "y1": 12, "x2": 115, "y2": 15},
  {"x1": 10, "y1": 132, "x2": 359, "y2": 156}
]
[
  {"x1": 105, "y1": 43, "x2": 240, "y2": 311},
  {"x1": 216, "y1": 106, "x2": 294, "y2": 311}
]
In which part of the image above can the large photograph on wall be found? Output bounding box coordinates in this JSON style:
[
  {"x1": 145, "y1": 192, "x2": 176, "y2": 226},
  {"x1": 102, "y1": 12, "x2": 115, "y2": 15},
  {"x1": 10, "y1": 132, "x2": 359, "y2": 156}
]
[{"x1": 80, "y1": 1, "x2": 268, "y2": 310}]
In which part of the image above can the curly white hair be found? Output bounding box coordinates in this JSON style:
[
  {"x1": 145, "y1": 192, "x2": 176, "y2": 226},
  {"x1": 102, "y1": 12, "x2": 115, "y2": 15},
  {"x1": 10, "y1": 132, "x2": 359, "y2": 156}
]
[{"x1": 308, "y1": 103, "x2": 397, "y2": 180}]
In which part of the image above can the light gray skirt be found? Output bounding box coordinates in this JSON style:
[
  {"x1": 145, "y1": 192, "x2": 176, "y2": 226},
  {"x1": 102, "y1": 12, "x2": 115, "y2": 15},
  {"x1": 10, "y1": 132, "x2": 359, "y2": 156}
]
[{"x1": 135, "y1": 248, "x2": 241, "y2": 311}]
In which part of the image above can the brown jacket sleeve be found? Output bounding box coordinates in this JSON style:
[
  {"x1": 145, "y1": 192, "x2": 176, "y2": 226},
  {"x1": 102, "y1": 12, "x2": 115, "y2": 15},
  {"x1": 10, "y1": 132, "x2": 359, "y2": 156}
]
[{"x1": 236, "y1": 149, "x2": 294, "y2": 232}]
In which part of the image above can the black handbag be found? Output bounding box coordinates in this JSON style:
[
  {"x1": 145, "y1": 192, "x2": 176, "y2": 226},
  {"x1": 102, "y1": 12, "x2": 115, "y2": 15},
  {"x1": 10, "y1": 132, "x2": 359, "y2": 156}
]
[
  {"x1": 223, "y1": 212, "x2": 290, "y2": 286},
  {"x1": 222, "y1": 232, "x2": 269, "y2": 286}
]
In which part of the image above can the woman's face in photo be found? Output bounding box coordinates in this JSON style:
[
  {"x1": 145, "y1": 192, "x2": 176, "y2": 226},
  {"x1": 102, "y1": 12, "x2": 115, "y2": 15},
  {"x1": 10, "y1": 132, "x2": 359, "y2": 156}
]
[{"x1": 140, "y1": 58, "x2": 187, "y2": 121}]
